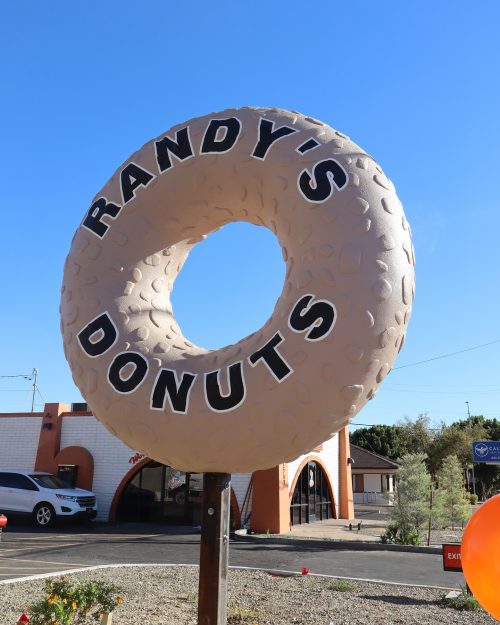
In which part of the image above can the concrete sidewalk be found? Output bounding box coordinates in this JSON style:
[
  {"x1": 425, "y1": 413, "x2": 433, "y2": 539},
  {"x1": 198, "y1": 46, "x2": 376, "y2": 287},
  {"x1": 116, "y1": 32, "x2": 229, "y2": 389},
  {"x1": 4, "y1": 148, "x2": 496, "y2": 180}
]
[{"x1": 288, "y1": 517, "x2": 386, "y2": 542}]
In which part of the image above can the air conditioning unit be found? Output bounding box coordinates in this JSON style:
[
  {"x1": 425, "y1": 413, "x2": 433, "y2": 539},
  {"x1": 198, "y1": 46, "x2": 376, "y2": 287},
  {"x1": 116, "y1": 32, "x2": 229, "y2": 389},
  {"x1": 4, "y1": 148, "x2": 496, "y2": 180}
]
[{"x1": 71, "y1": 402, "x2": 88, "y2": 412}]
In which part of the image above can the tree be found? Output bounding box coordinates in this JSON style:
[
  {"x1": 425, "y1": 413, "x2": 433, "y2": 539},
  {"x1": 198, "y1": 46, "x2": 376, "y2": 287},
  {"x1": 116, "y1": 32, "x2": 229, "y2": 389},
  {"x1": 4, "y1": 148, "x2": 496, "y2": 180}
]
[
  {"x1": 428, "y1": 420, "x2": 488, "y2": 474},
  {"x1": 434, "y1": 454, "x2": 472, "y2": 530},
  {"x1": 350, "y1": 424, "x2": 406, "y2": 460},
  {"x1": 396, "y1": 414, "x2": 435, "y2": 455},
  {"x1": 386, "y1": 453, "x2": 432, "y2": 545}
]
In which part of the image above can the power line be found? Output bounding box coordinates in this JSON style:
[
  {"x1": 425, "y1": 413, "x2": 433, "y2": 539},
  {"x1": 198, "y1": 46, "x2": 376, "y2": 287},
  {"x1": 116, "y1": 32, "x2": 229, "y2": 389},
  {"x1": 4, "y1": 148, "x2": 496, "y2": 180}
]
[
  {"x1": 0, "y1": 373, "x2": 32, "y2": 379},
  {"x1": 394, "y1": 338, "x2": 500, "y2": 370}
]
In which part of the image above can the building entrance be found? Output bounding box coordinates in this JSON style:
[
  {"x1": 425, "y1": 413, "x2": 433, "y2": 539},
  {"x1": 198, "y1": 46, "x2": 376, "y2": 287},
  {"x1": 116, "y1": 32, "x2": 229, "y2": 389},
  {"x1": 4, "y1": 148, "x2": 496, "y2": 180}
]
[
  {"x1": 117, "y1": 461, "x2": 204, "y2": 525},
  {"x1": 290, "y1": 461, "x2": 335, "y2": 525}
]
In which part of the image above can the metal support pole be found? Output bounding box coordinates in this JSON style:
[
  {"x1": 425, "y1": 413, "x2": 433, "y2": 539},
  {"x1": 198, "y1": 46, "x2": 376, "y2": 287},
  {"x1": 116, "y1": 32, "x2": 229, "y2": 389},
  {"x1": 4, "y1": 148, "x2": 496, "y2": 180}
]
[
  {"x1": 198, "y1": 472, "x2": 231, "y2": 625},
  {"x1": 31, "y1": 368, "x2": 38, "y2": 413}
]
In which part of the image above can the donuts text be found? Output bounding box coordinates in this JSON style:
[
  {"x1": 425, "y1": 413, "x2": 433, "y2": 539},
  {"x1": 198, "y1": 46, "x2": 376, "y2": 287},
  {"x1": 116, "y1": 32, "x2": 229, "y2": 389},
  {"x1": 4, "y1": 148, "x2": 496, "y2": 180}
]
[{"x1": 77, "y1": 294, "x2": 336, "y2": 414}]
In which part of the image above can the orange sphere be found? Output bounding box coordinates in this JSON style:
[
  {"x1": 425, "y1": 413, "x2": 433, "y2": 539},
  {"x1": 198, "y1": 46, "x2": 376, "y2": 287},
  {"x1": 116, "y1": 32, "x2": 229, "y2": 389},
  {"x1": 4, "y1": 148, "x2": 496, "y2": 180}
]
[{"x1": 462, "y1": 494, "x2": 500, "y2": 620}]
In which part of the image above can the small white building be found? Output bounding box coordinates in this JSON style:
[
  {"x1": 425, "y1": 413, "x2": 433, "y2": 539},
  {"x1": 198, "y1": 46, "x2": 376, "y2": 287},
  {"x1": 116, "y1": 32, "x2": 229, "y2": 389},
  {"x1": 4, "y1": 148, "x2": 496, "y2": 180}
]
[{"x1": 350, "y1": 444, "x2": 399, "y2": 505}]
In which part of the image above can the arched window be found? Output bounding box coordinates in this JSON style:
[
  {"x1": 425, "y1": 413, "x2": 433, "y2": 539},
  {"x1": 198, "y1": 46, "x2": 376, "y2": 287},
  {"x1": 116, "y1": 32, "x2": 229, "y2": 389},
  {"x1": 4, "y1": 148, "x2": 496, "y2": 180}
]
[
  {"x1": 117, "y1": 461, "x2": 204, "y2": 525},
  {"x1": 290, "y1": 461, "x2": 335, "y2": 525}
]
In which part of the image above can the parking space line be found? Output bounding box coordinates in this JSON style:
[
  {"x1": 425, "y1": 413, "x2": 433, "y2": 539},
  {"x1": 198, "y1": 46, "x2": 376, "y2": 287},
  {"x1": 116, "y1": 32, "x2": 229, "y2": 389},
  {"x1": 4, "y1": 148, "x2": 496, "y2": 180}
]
[{"x1": 0, "y1": 557, "x2": 92, "y2": 565}]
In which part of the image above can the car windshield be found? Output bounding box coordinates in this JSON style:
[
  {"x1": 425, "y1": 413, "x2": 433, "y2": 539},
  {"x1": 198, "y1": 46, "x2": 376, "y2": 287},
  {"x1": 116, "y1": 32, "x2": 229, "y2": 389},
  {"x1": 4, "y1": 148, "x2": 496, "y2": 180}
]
[{"x1": 29, "y1": 474, "x2": 72, "y2": 489}]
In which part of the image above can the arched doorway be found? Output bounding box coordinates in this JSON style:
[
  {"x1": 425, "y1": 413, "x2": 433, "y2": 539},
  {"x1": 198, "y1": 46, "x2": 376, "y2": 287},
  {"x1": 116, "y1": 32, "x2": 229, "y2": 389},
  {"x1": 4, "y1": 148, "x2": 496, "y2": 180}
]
[
  {"x1": 290, "y1": 460, "x2": 335, "y2": 525},
  {"x1": 115, "y1": 461, "x2": 241, "y2": 528},
  {"x1": 117, "y1": 461, "x2": 204, "y2": 525}
]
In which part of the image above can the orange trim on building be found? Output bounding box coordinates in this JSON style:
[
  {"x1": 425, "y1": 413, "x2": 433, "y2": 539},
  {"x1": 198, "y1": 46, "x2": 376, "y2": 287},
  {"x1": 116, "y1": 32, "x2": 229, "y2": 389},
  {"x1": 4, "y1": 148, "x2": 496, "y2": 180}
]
[
  {"x1": 338, "y1": 426, "x2": 355, "y2": 520},
  {"x1": 250, "y1": 464, "x2": 290, "y2": 534},
  {"x1": 288, "y1": 454, "x2": 337, "y2": 518},
  {"x1": 34, "y1": 403, "x2": 69, "y2": 474},
  {"x1": 54, "y1": 446, "x2": 94, "y2": 491}
]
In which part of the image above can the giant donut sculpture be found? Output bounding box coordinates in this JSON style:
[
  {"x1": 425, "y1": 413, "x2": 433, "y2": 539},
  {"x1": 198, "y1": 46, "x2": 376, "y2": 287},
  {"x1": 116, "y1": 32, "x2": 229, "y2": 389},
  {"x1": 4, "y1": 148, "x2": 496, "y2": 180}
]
[{"x1": 61, "y1": 107, "x2": 415, "y2": 473}]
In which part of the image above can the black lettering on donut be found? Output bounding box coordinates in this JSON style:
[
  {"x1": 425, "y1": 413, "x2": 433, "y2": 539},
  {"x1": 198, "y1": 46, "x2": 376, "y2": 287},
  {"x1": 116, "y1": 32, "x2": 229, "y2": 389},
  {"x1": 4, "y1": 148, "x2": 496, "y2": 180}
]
[
  {"x1": 200, "y1": 118, "x2": 242, "y2": 154},
  {"x1": 108, "y1": 351, "x2": 149, "y2": 394},
  {"x1": 289, "y1": 294, "x2": 336, "y2": 341},
  {"x1": 252, "y1": 118, "x2": 298, "y2": 160},
  {"x1": 77, "y1": 311, "x2": 118, "y2": 358},
  {"x1": 298, "y1": 159, "x2": 347, "y2": 203},
  {"x1": 248, "y1": 331, "x2": 293, "y2": 382},
  {"x1": 296, "y1": 138, "x2": 320, "y2": 154},
  {"x1": 120, "y1": 162, "x2": 156, "y2": 204},
  {"x1": 205, "y1": 361, "x2": 246, "y2": 412},
  {"x1": 151, "y1": 368, "x2": 197, "y2": 414},
  {"x1": 155, "y1": 127, "x2": 194, "y2": 172},
  {"x1": 82, "y1": 197, "x2": 122, "y2": 239}
]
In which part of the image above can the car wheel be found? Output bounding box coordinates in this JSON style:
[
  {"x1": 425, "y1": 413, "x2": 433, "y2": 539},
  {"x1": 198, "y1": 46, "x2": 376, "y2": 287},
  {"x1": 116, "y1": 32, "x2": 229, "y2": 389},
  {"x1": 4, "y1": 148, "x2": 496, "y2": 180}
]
[{"x1": 33, "y1": 503, "x2": 55, "y2": 528}]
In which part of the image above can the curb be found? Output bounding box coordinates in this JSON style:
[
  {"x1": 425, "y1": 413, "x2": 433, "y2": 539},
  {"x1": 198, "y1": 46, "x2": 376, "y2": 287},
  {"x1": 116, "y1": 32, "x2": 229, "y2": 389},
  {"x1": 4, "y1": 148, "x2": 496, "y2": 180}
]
[
  {"x1": 0, "y1": 562, "x2": 457, "y2": 591},
  {"x1": 232, "y1": 532, "x2": 442, "y2": 555}
]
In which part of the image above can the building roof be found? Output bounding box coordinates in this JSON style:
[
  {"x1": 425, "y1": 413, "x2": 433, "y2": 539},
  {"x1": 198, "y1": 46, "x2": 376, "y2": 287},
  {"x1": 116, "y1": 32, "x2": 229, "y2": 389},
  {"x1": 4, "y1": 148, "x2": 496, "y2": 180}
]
[{"x1": 350, "y1": 444, "x2": 400, "y2": 470}]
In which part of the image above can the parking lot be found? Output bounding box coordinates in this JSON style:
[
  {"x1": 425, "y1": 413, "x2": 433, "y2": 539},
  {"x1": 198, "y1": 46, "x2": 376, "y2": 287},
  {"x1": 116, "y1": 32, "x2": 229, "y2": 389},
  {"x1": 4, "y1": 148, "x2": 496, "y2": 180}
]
[{"x1": 0, "y1": 520, "x2": 465, "y2": 589}]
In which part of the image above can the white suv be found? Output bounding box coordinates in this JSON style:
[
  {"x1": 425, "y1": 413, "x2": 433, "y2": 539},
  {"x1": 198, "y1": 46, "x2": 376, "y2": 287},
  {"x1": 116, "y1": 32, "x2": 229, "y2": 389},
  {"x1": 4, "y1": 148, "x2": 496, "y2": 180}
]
[{"x1": 0, "y1": 469, "x2": 98, "y2": 528}]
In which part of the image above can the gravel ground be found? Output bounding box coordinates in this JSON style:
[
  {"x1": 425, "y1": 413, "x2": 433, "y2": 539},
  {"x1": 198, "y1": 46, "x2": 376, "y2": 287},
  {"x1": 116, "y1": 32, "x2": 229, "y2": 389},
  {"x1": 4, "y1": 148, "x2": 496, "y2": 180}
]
[{"x1": 0, "y1": 565, "x2": 495, "y2": 625}]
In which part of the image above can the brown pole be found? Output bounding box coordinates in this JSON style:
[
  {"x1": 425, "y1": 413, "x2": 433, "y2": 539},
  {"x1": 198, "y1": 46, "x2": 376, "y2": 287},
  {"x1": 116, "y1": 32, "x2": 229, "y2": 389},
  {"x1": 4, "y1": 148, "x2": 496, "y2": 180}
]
[{"x1": 198, "y1": 472, "x2": 231, "y2": 625}]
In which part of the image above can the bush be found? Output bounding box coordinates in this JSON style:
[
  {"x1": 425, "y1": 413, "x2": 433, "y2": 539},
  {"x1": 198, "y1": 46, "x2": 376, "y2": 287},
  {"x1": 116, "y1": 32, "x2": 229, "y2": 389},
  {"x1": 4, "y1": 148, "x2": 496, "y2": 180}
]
[
  {"x1": 328, "y1": 579, "x2": 358, "y2": 592},
  {"x1": 443, "y1": 589, "x2": 480, "y2": 612},
  {"x1": 469, "y1": 493, "x2": 479, "y2": 505},
  {"x1": 381, "y1": 523, "x2": 421, "y2": 546},
  {"x1": 27, "y1": 576, "x2": 123, "y2": 624}
]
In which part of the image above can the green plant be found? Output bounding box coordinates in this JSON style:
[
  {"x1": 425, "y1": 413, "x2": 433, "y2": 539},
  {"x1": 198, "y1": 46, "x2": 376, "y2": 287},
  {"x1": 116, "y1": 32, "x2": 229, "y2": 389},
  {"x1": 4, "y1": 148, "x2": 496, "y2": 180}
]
[
  {"x1": 27, "y1": 576, "x2": 123, "y2": 624},
  {"x1": 388, "y1": 453, "x2": 432, "y2": 542},
  {"x1": 434, "y1": 455, "x2": 472, "y2": 530},
  {"x1": 469, "y1": 493, "x2": 479, "y2": 505},
  {"x1": 176, "y1": 591, "x2": 197, "y2": 603},
  {"x1": 443, "y1": 588, "x2": 480, "y2": 612},
  {"x1": 227, "y1": 605, "x2": 261, "y2": 623},
  {"x1": 381, "y1": 522, "x2": 421, "y2": 546},
  {"x1": 328, "y1": 579, "x2": 357, "y2": 592}
]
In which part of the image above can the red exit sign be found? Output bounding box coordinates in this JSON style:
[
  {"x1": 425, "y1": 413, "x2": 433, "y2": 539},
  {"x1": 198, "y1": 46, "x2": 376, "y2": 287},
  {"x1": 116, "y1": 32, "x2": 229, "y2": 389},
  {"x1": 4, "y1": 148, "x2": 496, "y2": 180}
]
[{"x1": 443, "y1": 544, "x2": 462, "y2": 571}]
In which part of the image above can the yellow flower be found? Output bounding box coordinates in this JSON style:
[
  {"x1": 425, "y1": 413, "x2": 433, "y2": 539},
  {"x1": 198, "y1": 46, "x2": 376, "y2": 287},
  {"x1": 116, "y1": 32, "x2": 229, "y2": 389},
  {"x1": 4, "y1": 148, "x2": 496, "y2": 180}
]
[
  {"x1": 117, "y1": 596, "x2": 124, "y2": 605},
  {"x1": 72, "y1": 601, "x2": 78, "y2": 610},
  {"x1": 99, "y1": 614, "x2": 104, "y2": 620},
  {"x1": 62, "y1": 598, "x2": 67, "y2": 604}
]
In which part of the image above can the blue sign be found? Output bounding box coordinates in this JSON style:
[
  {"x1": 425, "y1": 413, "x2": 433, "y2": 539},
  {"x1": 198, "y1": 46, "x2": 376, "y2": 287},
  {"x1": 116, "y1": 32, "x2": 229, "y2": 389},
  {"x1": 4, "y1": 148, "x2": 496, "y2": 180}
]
[{"x1": 472, "y1": 441, "x2": 500, "y2": 463}]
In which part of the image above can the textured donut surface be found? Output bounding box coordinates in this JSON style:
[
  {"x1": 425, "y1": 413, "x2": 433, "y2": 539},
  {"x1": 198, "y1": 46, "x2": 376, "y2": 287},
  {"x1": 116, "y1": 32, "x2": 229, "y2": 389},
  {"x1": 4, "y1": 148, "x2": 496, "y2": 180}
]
[{"x1": 60, "y1": 107, "x2": 415, "y2": 473}]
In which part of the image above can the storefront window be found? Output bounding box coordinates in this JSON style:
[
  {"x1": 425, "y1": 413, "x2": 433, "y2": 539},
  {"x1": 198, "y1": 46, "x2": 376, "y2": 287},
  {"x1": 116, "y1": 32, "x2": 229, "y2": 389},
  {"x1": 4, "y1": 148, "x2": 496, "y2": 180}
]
[
  {"x1": 290, "y1": 461, "x2": 334, "y2": 525},
  {"x1": 117, "y1": 462, "x2": 204, "y2": 525}
]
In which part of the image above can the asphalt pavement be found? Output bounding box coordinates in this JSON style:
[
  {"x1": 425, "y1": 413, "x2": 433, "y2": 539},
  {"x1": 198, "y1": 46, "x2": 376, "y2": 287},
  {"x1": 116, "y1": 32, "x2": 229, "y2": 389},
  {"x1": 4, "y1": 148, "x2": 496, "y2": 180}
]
[{"x1": 0, "y1": 521, "x2": 465, "y2": 589}]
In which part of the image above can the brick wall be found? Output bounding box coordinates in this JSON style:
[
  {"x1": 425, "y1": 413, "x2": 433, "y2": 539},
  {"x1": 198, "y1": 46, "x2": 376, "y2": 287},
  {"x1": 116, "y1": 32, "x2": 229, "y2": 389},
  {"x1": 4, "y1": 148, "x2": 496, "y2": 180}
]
[
  {"x1": 60, "y1": 415, "x2": 253, "y2": 523},
  {"x1": 60, "y1": 416, "x2": 135, "y2": 521},
  {"x1": 0, "y1": 416, "x2": 42, "y2": 470}
]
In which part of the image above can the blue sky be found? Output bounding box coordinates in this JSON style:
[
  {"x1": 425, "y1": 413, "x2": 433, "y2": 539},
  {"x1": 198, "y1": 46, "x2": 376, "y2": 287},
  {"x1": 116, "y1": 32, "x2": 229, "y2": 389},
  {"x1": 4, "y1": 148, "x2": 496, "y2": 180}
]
[{"x1": 1, "y1": 2, "x2": 499, "y2": 430}]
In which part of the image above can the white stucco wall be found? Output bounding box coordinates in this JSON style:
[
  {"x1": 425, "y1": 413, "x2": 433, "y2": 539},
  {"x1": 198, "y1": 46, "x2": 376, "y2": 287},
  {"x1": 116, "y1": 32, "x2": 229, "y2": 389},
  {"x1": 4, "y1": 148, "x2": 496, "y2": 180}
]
[
  {"x1": 287, "y1": 433, "x2": 340, "y2": 518},
  {"x1": 60, "y1": 415, "x2": 253, "y2": 524},
  {"x1": 0, "y1": 416, "x2": 42, "y2": 470},
  {"x1": 60, "y1": 416, "x2": 135, "y2": 521},
  {"x1": 364, "y1": 473, "x2": 382, "y2": 493}
]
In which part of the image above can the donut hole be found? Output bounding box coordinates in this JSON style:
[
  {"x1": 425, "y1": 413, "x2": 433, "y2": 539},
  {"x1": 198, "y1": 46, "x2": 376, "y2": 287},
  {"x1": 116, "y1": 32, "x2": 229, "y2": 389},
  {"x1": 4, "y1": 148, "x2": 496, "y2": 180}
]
[{"x1": 171, "y1": 222, "x2": 285, "y2": 350}]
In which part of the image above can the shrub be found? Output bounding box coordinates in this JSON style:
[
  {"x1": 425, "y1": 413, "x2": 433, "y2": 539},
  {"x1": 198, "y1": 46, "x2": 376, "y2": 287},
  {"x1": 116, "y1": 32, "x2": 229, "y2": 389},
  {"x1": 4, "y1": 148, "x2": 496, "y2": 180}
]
[
  {"x1": 443, "y1": 589, "x2": 480, "y2": 612},
  {"x1": 381, "y1": 523, "x2": 421, "y2": 546},
  {"x1": 469, "y1": 493, "x2": 478, "y2": 505},
  {"x1": 328, "y1": 579, "x2": 358, "y2": 592},
  {"x1": 27, "y1": 576, "x2": 123, "y2": 624}
]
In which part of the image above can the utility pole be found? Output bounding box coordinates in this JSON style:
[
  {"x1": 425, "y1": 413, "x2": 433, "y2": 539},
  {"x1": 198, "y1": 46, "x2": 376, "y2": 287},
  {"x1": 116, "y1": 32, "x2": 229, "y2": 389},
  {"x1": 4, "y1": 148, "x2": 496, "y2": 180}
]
[
  {"x1": 31, "y1": 368, "x2": 38, "y2": 413},
  {"x1": 466, "y1": 401, "x2": 477, "y2": 496}
]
